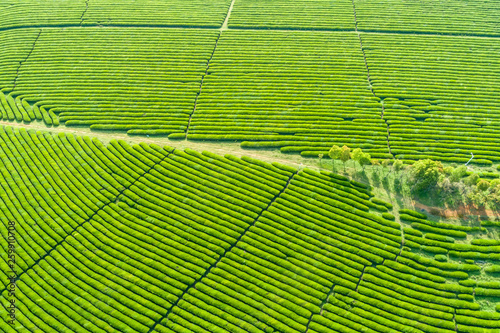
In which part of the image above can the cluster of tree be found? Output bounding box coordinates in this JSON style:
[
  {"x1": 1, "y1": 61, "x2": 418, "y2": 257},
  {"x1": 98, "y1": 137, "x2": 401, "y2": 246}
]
[
  {"x1": 408, "y1": 159, "x2": 500, "y2": 209},
  {"x1": 319, "y1": 147, "x2": 500, "y2": 209},
  {"x1": 322, "y1": 145, "x2": 372, "y2": 172},
  {"x1": 321, "y1": 145, "x2": 405, "y2": 175}
]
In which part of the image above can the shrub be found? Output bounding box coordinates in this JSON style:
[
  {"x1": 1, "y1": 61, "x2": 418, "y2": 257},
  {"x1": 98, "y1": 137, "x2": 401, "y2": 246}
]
[
  {"x1": 434, "y1": 254, "x2": 448, "y2": 262},
  {"x1": 485, "y1": 265, "x2": 500, "y2": 273},
  {"x1": 382, "y1": 213, "x2": 396, "y2": 220},
  {"x1": 399, "y1": 209, "x2": 427, "y2": 219}
]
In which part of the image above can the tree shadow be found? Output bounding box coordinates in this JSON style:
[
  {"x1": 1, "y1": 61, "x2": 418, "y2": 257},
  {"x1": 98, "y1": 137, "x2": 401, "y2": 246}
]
[
  {"x1": 372, "y1": 170, "x2": 381, "y2": 188},
  {"x1": 354, "y1": 169, "x2": 370, "y2": 185}
]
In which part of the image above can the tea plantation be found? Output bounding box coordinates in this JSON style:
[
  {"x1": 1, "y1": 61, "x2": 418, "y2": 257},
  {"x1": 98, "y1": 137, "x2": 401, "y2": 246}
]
[
  {"x1": 0, "y1": 0, "x2": 499, "y2": 164},
  {"x1": 1, "y1": 0, "x2": 500, "y2": 332},
  {"x1": 0, "y1": 125, "x2": 499, "y2": 332}
]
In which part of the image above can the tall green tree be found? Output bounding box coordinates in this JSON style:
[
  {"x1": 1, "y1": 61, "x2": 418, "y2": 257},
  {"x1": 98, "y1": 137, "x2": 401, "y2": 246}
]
[
  {"x1": 409, "y1": 159, "x2": 444, "y2": 194},
  {"x1": 340, "y1": 145, "x2": 351, "y2": 172},
  {"x1": 328, "y1": 145, "x2": 342, "y2": 171},
  {"x1": 351, "y1": 148, "x2": 363, "y2": 170},
  {"x1": 358, "y1": 152, "x2": 371, "y2": 171}
]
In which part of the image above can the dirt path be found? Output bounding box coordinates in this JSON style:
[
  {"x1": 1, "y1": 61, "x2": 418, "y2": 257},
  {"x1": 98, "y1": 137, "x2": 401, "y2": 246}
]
[
  {"x1": 0, "y1": 120, "x2": 325, "y2": 172},
  {"x1": 221, "y1": 0, "x2": 236, "y2": 31}
]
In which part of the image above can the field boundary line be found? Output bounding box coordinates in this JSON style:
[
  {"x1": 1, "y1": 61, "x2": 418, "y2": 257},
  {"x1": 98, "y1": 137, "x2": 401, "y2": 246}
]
[
  {"x1": 0, "y1": 24, "x2": 499, "y2": 39},
  {"x1": 304, "y1": 282, "x2": 336, "y2": 332},
  {"x1": 351, "y1": 0, "x2": 392, "y2": 157},
  {"x1": 394, "y1": 210, "x2": 406, "y2": 261},
  {"x1": 0, "y1": 149, "x2": 174, "y2": 296},
  {"x1": 147, "y1": 170, "x2": 298, "y2": 333},
  {"x1": 80, "y1": 0, "x2": 90, "y2": 26},
  {"x1": 355, "y1": 266, "x2": 368, "y2": 292},
  {"x1": 11, "y1": 29, "x2": 42, "y2": 93},
  {"x1": 453, "y1": 308, "x2": 458, "y2": 332},
  {"x1": 184, "y1": 31, "x2": 221, "y2": 139},
  {"x1": 185, "y1": 0, "x2": 237, "y2": 139}
]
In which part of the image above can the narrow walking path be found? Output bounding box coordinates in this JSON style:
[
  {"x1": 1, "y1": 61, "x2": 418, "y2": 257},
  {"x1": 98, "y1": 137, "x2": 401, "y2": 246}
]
[
  {"x1": 2, "y1": 120, "x2": 488, "y2": 221},
  {"x1": 351, "y1": 0, "x2": 393, "y2": 157},
  {"x1": 0, "y1": 120, "x2": 316, "y2": 172},
  {"x1": 221, "y1": 0, "x2": 236, "y2": 31}
]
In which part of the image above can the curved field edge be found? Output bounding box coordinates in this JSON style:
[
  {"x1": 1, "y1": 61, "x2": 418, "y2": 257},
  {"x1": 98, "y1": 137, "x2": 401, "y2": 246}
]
[{"x1": 0, "y1": 124, "x2": 498, "y2": 332}]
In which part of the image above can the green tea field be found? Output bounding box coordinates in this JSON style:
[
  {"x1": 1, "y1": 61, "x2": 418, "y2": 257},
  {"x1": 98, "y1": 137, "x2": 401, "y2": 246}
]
[
  {"x1": 0, "y1": 0, "x2": 499, "y2": 332},
  {"x1": 1, "y1": 125, "x2": 500, "y2": 332}
]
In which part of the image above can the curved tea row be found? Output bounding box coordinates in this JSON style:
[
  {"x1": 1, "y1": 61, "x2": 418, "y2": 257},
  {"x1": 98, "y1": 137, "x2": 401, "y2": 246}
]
[
  {"x1": 0, "y1": 28, "x2": 219, "y2": 133},
  {"x1": 0, "y1": 126, "x2": 499, "y2": 332},
  {"x1": 362, "y1": 34, "x2": 500, "y2": 165}
]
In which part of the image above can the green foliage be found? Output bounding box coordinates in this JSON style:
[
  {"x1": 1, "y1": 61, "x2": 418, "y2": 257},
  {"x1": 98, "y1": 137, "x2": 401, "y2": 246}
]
[
  {"x1": 434, "y1": 254, "x2": 448, "y2": 262},
  {"x1": 351, "y1": 148, "x2": 363, "y2": 163},
  {"x1": 485, "y1": 265, "x2": 500, "y2": 273},
  {"x1": 393, "y1": 159, "x2": 405, "y2": 173},
  {"x1": 477, "y1": 179, "x2": 490, "y2": 191},
  {"x1": 382, "y1": 213, "x2": 395, "y2": 220},
  {"x1": 409, "y1": 159, "x2": 444, "y2": 193},
  {"x1": 464, "y1": 173, "x2": 480, "y2": 186},
  {"x1": 358, "y1": 153, "x2": 372, "y2": 170},
  {"x1": 450, "y1": 165, "x2": 468, "y2": 183},
  {"x1": 340, "y1": 145, "x2": 352, "y2": 171},
  {"x1": 328, "y1": 145, "x2": 342, "y2": 161}
]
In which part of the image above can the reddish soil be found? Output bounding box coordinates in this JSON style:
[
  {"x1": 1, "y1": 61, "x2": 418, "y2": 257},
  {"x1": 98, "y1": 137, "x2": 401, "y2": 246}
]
[{"x1": 414, "y1": 202, "x2": 498, "y2": 219}]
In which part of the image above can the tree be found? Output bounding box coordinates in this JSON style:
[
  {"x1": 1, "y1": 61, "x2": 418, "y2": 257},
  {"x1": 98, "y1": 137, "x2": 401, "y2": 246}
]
[
  {"x1": 351, "y1": 148, "x2": 363, "y2": 170},
  {"x1": 450, "y1": 165, "x2": 467, "y2": 183},
  {"x1": 409, "y1": 159, "x2": 444, "y2": 194},
  {"x1": 467, "y1": 190, "x2": 487, "y2": 208},
  {"x1": 463, "y1": 173, "x2": 480, "y2": 186},
  {"x1": 477, "y1": 179, "x2": 490, "y2": 192},
  {"x1": 487, "y1": 184, "x2": 500, "y2": 210},
  {"x1": 490, "y1": 179, "x2": 500, "y2": 189},
  {"x1": 340, "y1": 145, "x2": 351, "y2": 172},
  {"x1": 443, "y1": 166, "x2": 454, "y2": 176},
  {"x1": 318, "y1": 153, "x2": 324, "y2": 166},
  {"x1": 358, "y1": 152, "x2": 371, "y2": 171},
  {"x1": 328, "y1": 145, "x2": 342, "y2": 171}
]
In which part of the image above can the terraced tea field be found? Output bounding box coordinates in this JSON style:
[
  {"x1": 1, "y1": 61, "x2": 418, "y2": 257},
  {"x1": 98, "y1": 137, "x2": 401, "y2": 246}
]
[
  {"x1": 0, "y1": 0, "x2": 499, "y2": 164},
  {"x1": 188, "y1": 30, "x2": 392, "y2": 160},
  {"x1": 228, "y1": 0, "x2": 354, "y2": 30},
  {"x1": 1, "y1": 0, "x2": 500, "y2": 331},
  {"x1": 0, "y1": 125, "x2": 499, "y2": 332},
  {"x1": 353, "y1": 0, "x2": 500, "y2": 36},
  {"x1": 362, "y1": 34, "x2": 500, "y2": 165},
  {"x1": 0, "y1": 28, "x2": 219, "y2": 132},
  {"x1": 0, "y1": 0, "x2": 233, "y2": 29}
]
